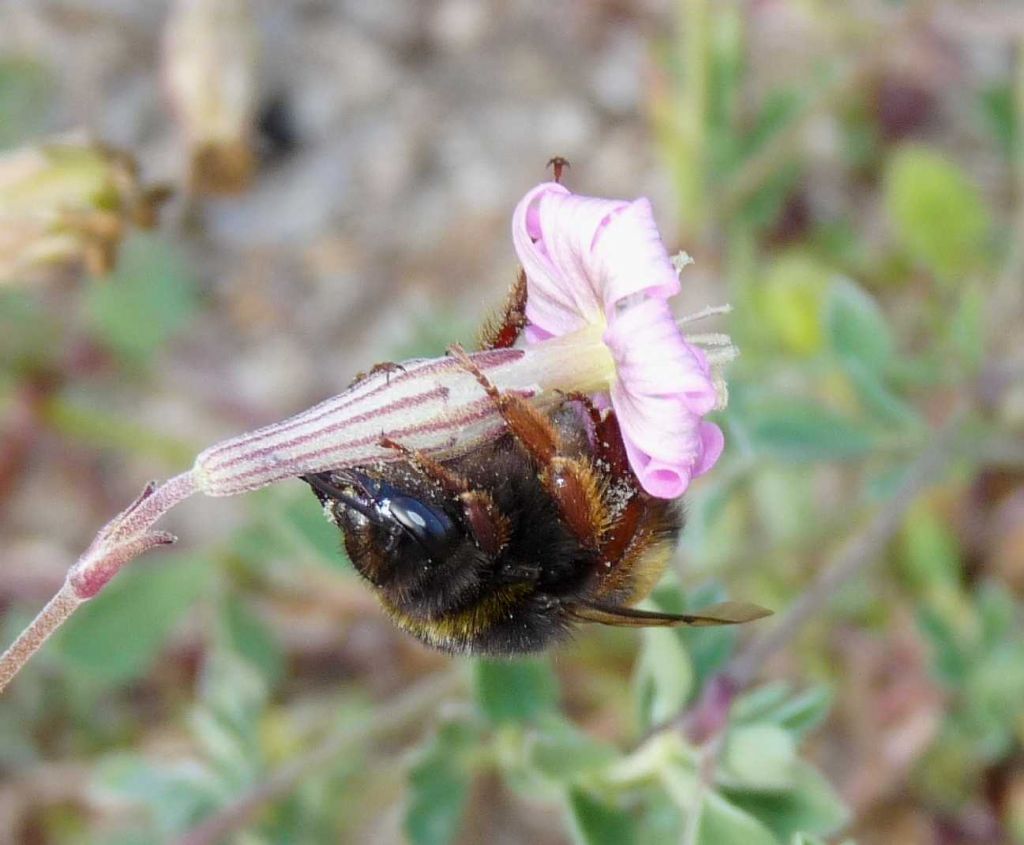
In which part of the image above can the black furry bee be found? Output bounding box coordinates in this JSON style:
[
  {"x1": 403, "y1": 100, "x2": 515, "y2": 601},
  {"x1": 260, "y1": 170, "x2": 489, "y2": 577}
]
[{"x1": 304, "y1": 274, "x2": 769, "y2": 655}]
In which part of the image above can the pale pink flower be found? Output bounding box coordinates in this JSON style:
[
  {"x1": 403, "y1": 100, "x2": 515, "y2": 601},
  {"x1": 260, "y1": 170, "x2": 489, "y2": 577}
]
[
  {"x1": 0, "y1": 179, "x2": 738, "y2": 690},
  {"x1": 512, "y1": 182, "x2": 726, "y2": 498},
  {"x1": 191, "y1": 184, "x2": 734, "y2": 500}
]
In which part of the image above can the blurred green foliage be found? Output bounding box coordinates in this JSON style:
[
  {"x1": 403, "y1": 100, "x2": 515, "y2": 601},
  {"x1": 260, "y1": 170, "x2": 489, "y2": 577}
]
[
  {"x1": 84, "y1": 234, "x2": 199, "y2": 368},
  {"x1": 884, "y1": 146, "x2": 992, "y2": 286},
  {"x1": 0, "y1": 57, "x2": 53, "y2": 149}
]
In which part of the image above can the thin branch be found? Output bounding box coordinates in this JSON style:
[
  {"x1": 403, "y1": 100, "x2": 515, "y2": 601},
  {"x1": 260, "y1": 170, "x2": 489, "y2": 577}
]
[
  {"x1": 726, "y1": 407, "x2": 966, "y2": 689},
  {"x1": 668, "y1": 405, "x2": 970, "y2": 743},
  {"x1": 176, "y1": 670, "x2": 464, "y2": 845}
]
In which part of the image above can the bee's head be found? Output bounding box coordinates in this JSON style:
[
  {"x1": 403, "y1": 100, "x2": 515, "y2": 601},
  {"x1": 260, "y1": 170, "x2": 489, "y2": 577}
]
[{"x1": 304, "y1": 470, "x2": 464, "y2": 586}]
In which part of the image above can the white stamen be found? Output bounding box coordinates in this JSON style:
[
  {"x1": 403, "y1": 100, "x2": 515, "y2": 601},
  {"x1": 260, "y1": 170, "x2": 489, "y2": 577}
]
[
  {"x1": 704, "y1": 346, "x2": 740, "y2": 366},
  {"x1": 671, "y1": 251, "x2": 695, "y2": 275},
  {"x1": 684, "y1": 332, "x2": 734, "y2": 347},
  {"x1": 677, "y1": 303, "x2": 732, "y2": 325},
  {"x1": 712, "y1": 375, "x2": 729, "y2": 410}
]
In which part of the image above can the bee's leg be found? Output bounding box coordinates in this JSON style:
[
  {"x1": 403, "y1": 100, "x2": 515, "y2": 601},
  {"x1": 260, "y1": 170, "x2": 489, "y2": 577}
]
[
  {"x1": 588, "y1": 408, "x2": 650, "y2": 566},
  {"x1": 530, "y1": 390, "x2": 648, "y2": 568},
  {"x1": 378, "y1": 435, "x2": 469, "y2": 493},
  {"x1": 347, "y1": 361, "x2": 406, "y2": 388},
  {"x1": 449, "y1": 343, "x2": 559, "y2": 462},
  {"x1": 476, "y1": 268, "x2": 528, "y2": 350},
  {"x1": 449, "y1": 345, "x2": 607, "y2": 551},
  {"x1": 555, "y1": 392, "x2": 624, "y2": 469},
  {"x1": 379, "y1": 435, "x2": 511, "y2": 556}
]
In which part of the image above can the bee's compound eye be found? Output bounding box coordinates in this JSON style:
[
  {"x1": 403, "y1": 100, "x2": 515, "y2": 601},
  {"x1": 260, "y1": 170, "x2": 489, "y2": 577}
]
[{"x1": 387, "y1": 495, "x2": 459, "y2": 562}]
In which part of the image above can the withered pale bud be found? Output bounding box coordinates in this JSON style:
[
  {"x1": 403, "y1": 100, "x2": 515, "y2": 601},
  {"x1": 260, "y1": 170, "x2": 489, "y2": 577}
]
[
  {"x1": 164, "y1": 0, "x2": 258, "y2": 194},
  {"x1": 0, "y1": 138, "x2": 168, "y2": 284}
]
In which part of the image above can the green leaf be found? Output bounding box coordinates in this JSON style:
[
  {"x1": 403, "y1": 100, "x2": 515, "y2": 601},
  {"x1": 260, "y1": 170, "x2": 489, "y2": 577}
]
[
  {"x1": 757, "y1": 254, "x2": 831, "y2": 356},
  {"x1": 219, "y1": 594, "x2": 285, "y2": 690},
  {"x1": 744, "y1": 400, "x2": 877, "y2": 462},
  {"x1": 634, "y1": 625, "x2": 693, "y2": 730},
  {"x1": 733, "y1": 682, "x2": 793, "y2": 724},
  {"x1": 719, "y1": 724, "x2": 798, "y2": 792},
  {"x1": 84, "y1": 233, "x2": 198, "y2": 365},
  {"x1": 0, "y1": 57, "x2": 54, "y2": 148},
  {"x1": 763, "y1": 686, "x2": 833, "y2": 740},
  {"x1": 884, "y1": 145, "x2": 991, "y2": 283},
  {"x1": 866, "y1": 458, "x2": 915, "y2": 502},
  {"x1": 976, "y1": 581, "x2": 1016, "y2": 649},
  {"x1": 636, "y1": 791, "x2": 685, "y2": 845},
  {"x1": 825, "y1": 277, "x2": 893, "y2": 372},
  {"x1": 949, "y1": 280, "x2": 985, "y2": 371},
  {"x1": 54, "y1": 554, "x2": 211, "y2": 686},
  {"x1": 751, "y1": 468, "x2": 816, "y2": 546},
  {"x1": 529, "y1": 715, "x2": 618, "y2": 781},
  {"x1": 93, "y1": 753, "x2": 225, "y2": 837},
  {"x1": 899, "y1": 499, "x2": 963, "y2": 593},
  {"x1": 191, "y1": 648, "x2": 268, "y2": 787},
  {"x1": 790, "y1": 835, "x2": 826, "y2": 845},
  {"x1": 568, "y1": 788, "x2": 638, "y2": 845},
  {"x1": 405, "y1": 720, "x2": 475, "y2": 845},
  {"x1": 841, "y1": 358, "x2": 922, "y2": 430},
  {"x1": 726, "y1": 761, "x2": 849, "y2": 841},
  {"x1": 979, "y1": 83, "x2": 1016, "y2": 157},
  {"x1": 917, "y1": 604, "x2": 969, "y2": 685},
  {"x1": 474, "y1": 658, "x2": 559, "y2": 725},
  {"x1": 696, "y1": 791, "x2": 779, "y2": 845},
  {"x1": 281, "y1": 494, "x2": 349, "y2": 566}
]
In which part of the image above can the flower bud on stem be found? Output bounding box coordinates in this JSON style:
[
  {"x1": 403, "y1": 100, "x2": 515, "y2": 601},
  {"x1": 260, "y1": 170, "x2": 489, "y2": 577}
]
[{"x1": 0, "y1": 472, "x2": 195, "y2": 692}]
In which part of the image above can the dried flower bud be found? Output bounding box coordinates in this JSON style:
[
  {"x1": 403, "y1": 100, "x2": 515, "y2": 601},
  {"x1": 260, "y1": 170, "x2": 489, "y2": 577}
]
[
  {"x1": 0, "y1": 138, "x2": 168, "y2": 284},
  {"x1": 164, "y1": 0, "x2": 258, "y2": 194}
]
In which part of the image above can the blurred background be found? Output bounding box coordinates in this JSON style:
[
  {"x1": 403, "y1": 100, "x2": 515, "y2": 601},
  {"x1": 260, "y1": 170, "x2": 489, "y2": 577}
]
[{"x1": 1, "y1": 1, "x2": 1023, "y2": 843}]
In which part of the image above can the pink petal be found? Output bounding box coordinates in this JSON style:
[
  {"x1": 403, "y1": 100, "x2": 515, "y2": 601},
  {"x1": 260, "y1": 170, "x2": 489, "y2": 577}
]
[
  {"x1": 535, "y1": 191, "x2": 626, "y2": 322},
  {"x1": 512, "y1": 183, "x2": 591, "y2": 335},
  {"x1": 693, "y1": 421, "x2": 724, "y2": 477},
  {"x1": 621, "y1": 434, "x2": 693, "y2": 499},
  {"x1": 510, "y1": 181, "x2": 727, "y2": 498},
  {"x1": 604, "y1": 298, "x2": 717, "y2": 415},
  {"x1": 614, "y1": 401, "x2": 724, "y2": 497},
  {"x1": 610, "y1": 385, "x2": 699, "y2": 464},
  {"x1": 524, "y1": 323, "x2": 555, "y2": 344},
  {"x1": 592, "y1": 198, "x2": 681, "y2": 309},
  {"x1": 513, "y1": 185, "x2": 682, "y2": 337}
]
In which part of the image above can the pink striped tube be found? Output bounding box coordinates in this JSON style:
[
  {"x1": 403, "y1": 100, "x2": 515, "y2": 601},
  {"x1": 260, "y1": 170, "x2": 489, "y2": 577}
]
[{"x1": 192, "y1": 332, "x2": 613, "y2": 496}]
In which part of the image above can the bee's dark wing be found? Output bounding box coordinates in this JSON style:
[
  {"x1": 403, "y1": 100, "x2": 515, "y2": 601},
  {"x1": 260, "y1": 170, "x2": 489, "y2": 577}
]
[{"x1": 569, "y1": 601, "x2": 772, "y2": 628}]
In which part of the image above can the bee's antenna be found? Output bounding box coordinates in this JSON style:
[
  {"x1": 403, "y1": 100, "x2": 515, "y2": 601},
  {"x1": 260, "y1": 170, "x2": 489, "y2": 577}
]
[{"x1": 302, "y1": 473, "x2": 379, "y2": 522}]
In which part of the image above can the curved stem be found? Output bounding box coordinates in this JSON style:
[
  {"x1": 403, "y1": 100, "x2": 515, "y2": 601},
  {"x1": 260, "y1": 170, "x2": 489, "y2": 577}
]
[
  {"x1": 0, "y1": 582, "x2": 81, "y2": 692},
  {"x1": 0, "y1": 471, "x2": 198, "y2": 694},
  {"x1": 726, "y1": 405, "x2": 967, "y2": 690},
  {"x1": 176, "y1": 670, "x2": 463, "y2": 845}
]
